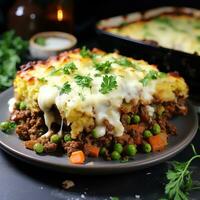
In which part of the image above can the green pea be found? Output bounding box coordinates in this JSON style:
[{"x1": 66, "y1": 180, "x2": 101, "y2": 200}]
[
  {"x1": 127, "y1": 115, "x2": 131, "y2": 124},
  {"x1": 100, "y1": 147, "x2": 107, "y2": 156},
  {"x1": 132, "y1": 114, "x2": 140, "y2": 124},
  {"x1": 91, "y1": 129, "x2": 98, "y2": 138},
  {"x1": 33, "y1": 143, "x2": 44, "y2": 154},
  {"x1": 64, "y1": 134, "x2": 72, "y2": 142},
  {"x1": 125, "y1": 144, "x2": 137, "y2": 156},
  {"x1": 111, "y1": 151, "x2": 121, "y2": 160},
  {"x1": 114, "y1": 143, "x2": 123, "y2": 154},
  {"x1": 50, "y1": 134, "x2": 61, "y2": 143},
  {"x1": 0, "y1": 121, "x2": 16, "y2": 133},
  {"x1": 152, "y1": 123, "x2": 161, "y2": 135},
  {"x1": 142, "y1": 143, "x2": 152, "y2": 153},
  {"x1": 143, "y1": 130, "x2": 153, "y2": 138},
  {"x1": 19, "y1": 102, "x2": 27, "y2": 110}
]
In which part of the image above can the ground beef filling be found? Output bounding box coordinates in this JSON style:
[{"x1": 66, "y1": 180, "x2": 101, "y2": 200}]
[{"x1": 11, "y1": 99, "x2": 188, "y2": 158}]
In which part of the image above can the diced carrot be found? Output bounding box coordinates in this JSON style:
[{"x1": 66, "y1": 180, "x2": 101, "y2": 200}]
[
  {"x1": 25, "y1": 140, "x2": 37, "y2": 150},
  {"x1": 134, "y1": 132, "x2": 142, "y2": 145},
  {"x1": 129, "y1": 124, "x2": 145, "y2": 134},
  {"x1": 84, "y1": 144, "x2": 100, "y2": 157},
  {"x1": 148, "y1": 133, "x2": 168, "y2": 152},
  {"x1": 129, "y1": 124, "x2": 145, "y2": 145},
  {"x1": 69, "y1": 150, "x2": 85, "y2": 164}
]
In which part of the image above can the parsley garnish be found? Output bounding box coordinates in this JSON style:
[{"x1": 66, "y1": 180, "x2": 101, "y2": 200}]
[
  {"x1": 49, "y1": 66, "x2": 61, "y2": 76},
  {"x1": 114, "y1": 57, "x2": 143, "y2": 71},
  {"x1": 94, "y1": 61, "x2": 112, "y2": 73},
  {"x1": 49, "y1": 62, "x2": 77, "y2": 76},
  {"x1": 140, "y1": 70, "x2": 166, "y2": 86},
  {"x1": 196, "y1": 36, "x2": 200, "y2": 42},
  {"x1": 115, "y1": 57, "x2": 132, "y2": 67},
  {"x1": 74, "y1": 75, "x2": 93, "y2": 88},
  {"x1": 163, "y1": 145, "x2": 200, "y2": 200},
  {"x1": 99, "y1": 75, "x2": 117, "y2": 94},
  {"x1": 37, "y1": 77, "x2": 47, "y2": 83},
  {"x1": 80, "y1": 46, "x2": 92, "y2": 58},
  {"x1": 63, "y1": 62, "x2": 77, "y2": 75},
  {"x1": 60, "y1": 82, "x2": 71, "y2": 95}
]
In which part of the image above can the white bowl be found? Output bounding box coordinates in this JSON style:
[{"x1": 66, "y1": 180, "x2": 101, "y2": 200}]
[{"x1": 29, "y1": 31, "x2": 77, "y2": 59}]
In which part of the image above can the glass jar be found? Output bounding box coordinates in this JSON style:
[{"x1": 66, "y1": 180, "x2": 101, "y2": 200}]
[{"x1": 7, "y1": 0, "x2": 43, "y2": 39}]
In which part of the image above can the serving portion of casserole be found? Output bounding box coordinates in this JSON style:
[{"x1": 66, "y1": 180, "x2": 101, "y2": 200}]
[
  {"x1": 106, "y1": 14, "x2": 200, "y2": 55},
  {"x1": 9, "y1": 48, "x2": 188, "y2": 163}
]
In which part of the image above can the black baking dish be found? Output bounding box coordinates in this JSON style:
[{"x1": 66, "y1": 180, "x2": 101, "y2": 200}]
[{"x1": 96, "y1": 7, "x2": 200, "y2": 100}]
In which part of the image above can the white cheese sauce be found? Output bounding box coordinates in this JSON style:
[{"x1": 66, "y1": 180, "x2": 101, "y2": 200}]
[
  {"x1": 8, "y1": 98, "x2": 16, "y2": 113},
  {"x1": 36, "y1": 55, "x2": 157, "y2": 138}
]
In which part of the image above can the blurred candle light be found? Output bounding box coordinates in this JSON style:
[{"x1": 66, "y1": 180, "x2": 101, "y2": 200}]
[
  {"x1": 57, "y1": 8, "x2": 64, "y2": 21},
  {"x1": 45, "y1": 0, "x2": 74, "y2": 33}
]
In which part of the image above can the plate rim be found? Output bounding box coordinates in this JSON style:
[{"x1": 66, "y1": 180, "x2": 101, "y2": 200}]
[{"x1": 0, "y1": 88, "x2": 198, "y2": 174}]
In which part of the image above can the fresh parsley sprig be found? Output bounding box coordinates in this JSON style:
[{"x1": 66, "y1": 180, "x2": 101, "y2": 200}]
[
  {"x1": 63, "y1": 62, "x2": 77, "y2": 75},
  {"x1": 74, "y1": 75, "x2": 93, "y2": 88},
  {"x1": 49, "y1": 62, "x2": 77, "y2": 76},
  {"x1": 94, "y1": 60, "x2": 112, "y2": 73},
  {"x1": 80, "y1": 46, "x2": 92, "y2": 58},
  {"x1": 114, "y1": 57, "x2": 143, "y2": 71},
  {"x1": 99, "y1": 75, "x2": 117, "y2": 94},
  {"x1": 163, "y1": 145, "x2": 200, "y2": 200},
  {"x1": 140, "y1": 70, "x2": 166, "y2": 86}
]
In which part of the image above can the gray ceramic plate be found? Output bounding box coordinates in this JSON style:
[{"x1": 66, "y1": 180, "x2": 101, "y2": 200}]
[{"x1": 0, "y1": 88, "x2": 198, "y2": 174}]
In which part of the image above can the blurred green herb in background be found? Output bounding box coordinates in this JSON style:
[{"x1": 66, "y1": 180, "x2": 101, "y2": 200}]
[{"x1": 0, "y1": 30, "x2": 28, "y2": 91}]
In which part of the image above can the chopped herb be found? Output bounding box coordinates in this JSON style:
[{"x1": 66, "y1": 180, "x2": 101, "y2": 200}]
[
  {"x1": 60, "y1": 82, "x2": 71, "y2": 95},
  {"x1": 94, "y1": 73, "x2": 101, "y2": 77},
  {"x1": 35, "y1": 37, "x2": 46, "y2": 46},
  {"x1": 94, "y1": 60, "x2": 112, "y2": 73},
  {"x1": 196, "y1": 36, "x2": 200, "y2": 42},
  {"x1": 114, "y1": 57, "x2": 143, "y2": 71},
  {"x1": 154, "y1": 17, "x2": 186, "y2": 32},
  {"x1": 0, "y1": 121, "x2": 16, "y2": 133},
  {"x1": 80, "y1": 46, "x2": 92, "y2": 58},
  {"x1": 78, "y1": 92, "x2": 85, "y2": 101},
  {"x1": 74, "y1": 75, "x2": 93, "y2": 88},
  {"x1": 99, "y1": 75, "x2": 117, "y2": 94},
  {"x1": 120, "y1": 21, "x2": 129, "y2": 26},
  {"x1": 163, "y1": 145, "x2": 200, "y2": 200},
  {"x1": 115, "y1": 57, "x2": 132, "y2": 67},
  {"x1": 140, "y1": 70, "x2": 166, "y2": 86},
  {"x1": 63, "y1": 62, "x2": 77, "y2": 75},
  {"x1": 37, "y1": 77, "x2": 47, "y2": 83},
  {"x1": 49, "y1": 66, "x2": 62, "y2": 76},
  {"x1": 193, "y1": 24, "x2": 200, "y2": 29}
]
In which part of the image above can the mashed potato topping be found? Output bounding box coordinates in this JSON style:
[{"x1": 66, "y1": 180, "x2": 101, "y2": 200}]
[{"x1": 14, "y1": 48, "x2": 188, "y2": 138}]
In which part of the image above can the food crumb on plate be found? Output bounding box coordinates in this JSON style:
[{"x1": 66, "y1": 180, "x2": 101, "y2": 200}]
[{"x1": 62, "y1": 179, "x2": 75, "y2": 190}]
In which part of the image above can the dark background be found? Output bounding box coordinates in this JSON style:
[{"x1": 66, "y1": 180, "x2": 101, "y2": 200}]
[{"x1": 0, "y1": 0, "x2": 199, "y2": 39}]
